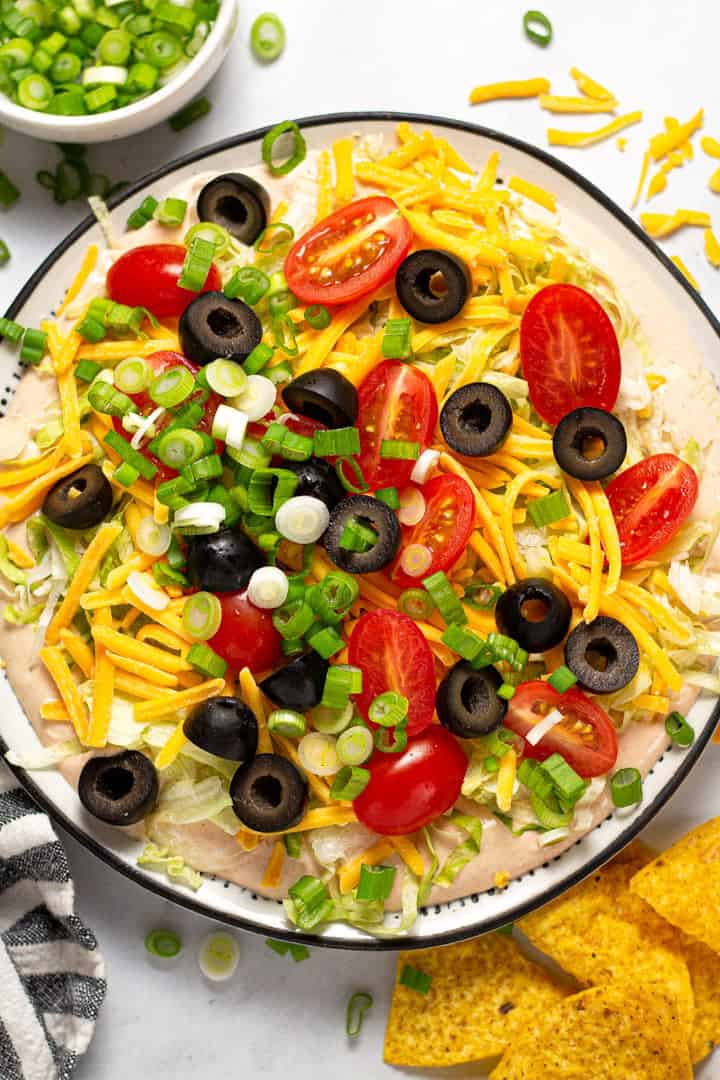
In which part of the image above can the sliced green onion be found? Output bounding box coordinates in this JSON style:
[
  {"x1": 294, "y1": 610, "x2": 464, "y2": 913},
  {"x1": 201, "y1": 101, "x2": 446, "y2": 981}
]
[
  {"x1": 335, "y1": 456, "x2": 369, "y2": 493},
  {"x1": 150, "y1": 366, "x2": 195, "y2": 408},
  {"x1": 169, "y1": 95, "x2": 211, "y2": 131},
  {"x1": 187, "y1": 642, "x2": 227, "y2": 678},
  {"x1": 542, "y1": 753, "x2": 587, "y2": 804},
  {"x1": 248, "y1": 565, "x2": 289, "y2": 609},
  {"x1": 156, "y1": 427, "x2": 204, "y2": 469},
  {"x1": 275, "y1": 494, "x2": 329, "y2": 544},
  {"x1": 180, "y1": 453, "x2": 223, "y2": 486},
  {"x1": 247, "y1": 467, "x2": 297, "y2": 515},
  {"x1": 136, "y1": 515, "x2": 171, "y2": 557},
  {"x1": 330, "y1": 764, "x2": 370, "y2": 801},
  {"x1": 523, "y1": 9, "x2": 553, "y2": 46},
  {"x1": 382, "y1": 317, "x2": 412, "y2": 360},
  {"x1": 298, "y1": 731, "x2": 340, "y2": 776},
  {"x1": 307, "y1": 625, "x2": 344, "y2": 659},
  {"x1": 312, "y1": 702, "x2": 353, "y2": 735},
  {"x1": 98, "y1": 26, "x2": 131, "y2": 64},
  {"x1": 142, "y1": 28, "x2": 183, "y2": 69},
  {"x1": 314, "y1": 427, "x2": 360, "y2": 458},
  {"x1": 337, "y1": 725, "x2": 373, "y2": 766},
  {"x1": 75, "y1": 359, "x2": 102, "y2": 383},
  {"x1": 154, "y1": 196, "x2": 187, "y2": 226},
  {"x1": 250, "y1": 12, "x2": 285, "y2": 62},
  {"x1": 268, "y1": 709, "x2": 306, "y2": 738},
  {"x1": 114, "y1": 355, "x2": 150, "y2": 394},
  {"x1": 203, "y1": 358, "x2": 247, "y2": 397},
  {"x1": 497, "y1": 683, "x2": 516, "y2": 700},
  {"x1": 548, "y1": 665, "x2": 577, "y2": 693},
  {"x1": 398, "y1": 587, "x2": 435, "y2": 620},
  {"x1": 304, "y1": 304, "x2": 331, "y2": 330},
  {"x1": 442, "y1": 622, "x2": 485, "y2": 662},
  {"x1": 321, "y1": 664, "x2": 362, "y2": 709},
  {"x1": 610, "y1": 767, "x2": 643, "y2": 808},
  {"x1": 0, "y1": 172, "x2": 20, "y2": 209},
  {"x1": 287, "y1": 875, "x2": 330, "y2": 929},
  {"x1": 85, "y1": 83, "x2": 118, "y2": 112},
  {"x1": 271, "y1": 314, "x2": 298, "y2": 357},
  {"x1": 375, "y1": 486, "x2": 400, "y2": 509},
  {"x1": 155, "y1": 475, "x2": 191, "y2": 507},
  {"x1": 339, "y1": 520, "x2": 376, "y2": 552},
  {"x1": 198, "y1": 931, "x2": 239, "y2": 982},
  {"x1": 464, "y1": 581, "x2": 503, "y2": 610},
  {"x1": 272, "y1": 599, "x2": 314, "y2": 640},
  {"x1": 665, "y1": 710, "x2": 694, "y2": 748},
  {"x1": 127, "y1": 195, "x2": 158, "y2": 230},
  {"x1": 309, "y1": 571, "x2": 358, "y2": 623},
  {"x1": 424, "y1": 571, "x2": 467, "y2": 625},
  {"x1": 527, "y1": 489, "x2": 570, "y2": 527},
  {"x1": 225, "y1": 266, "x2": 270, "y2": 304},
  {"x1": 153, "y1": 561, "x2": 189, "y2": 588},
  {"x1": 178, "y1": 235, "x2": 215, "y2": 292},
  {"x1": 183, "y1": 591, "x2": 222, "y2": 641},
  {"x1": 283, "y1": 834, "x2": 302, "y2": 859},
  {"x1": 268, "y1": 289, "x2": 297, "y2": 319},
  {"x1": 145, "y1": 929, "x2": 182, "y2": 958},
  {"x1": 374, "y1": 718, "x2": 408, "y2": 754},
  {"x1": 380, "y1": 439, "x2": 420, "y2": 460},
  {"x1": 262, "y1": 121, "x2": 306, "y2": 177},
  {"x1": 126, "y1": 60, "x2": 158, "y2": 94},
  {"x1": 485, "y1": 755, "x2": 500, "y2": 773},
  {"x1": 20, "y1": 327, "x2": 48, "y2": 365},
  {"x1": 255, "y1": 221, "x2": 294, "y2": 255},
  {"x1": 368, "y1": 691, "x2": 408, "y2": 727},
  {"x1": 357, "y1": 863, "x2": 395, "y2": 901},
  {"x1": 87, "y1": 380, "x2": 134, "y2": 416},
  {"x1": 346, "y1": 991, "x2": 373, "y2": 1038},
  {"x1": 18, "y1": 71, "x2": 53, "y2": 109},
  {"x1": 399, "y1": 964, "x2": 432, "y2": 994}
]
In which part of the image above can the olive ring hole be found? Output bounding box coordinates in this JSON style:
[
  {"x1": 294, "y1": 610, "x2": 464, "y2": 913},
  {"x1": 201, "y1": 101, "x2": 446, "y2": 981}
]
[
  {"x1": 97, "y1": 766, "x2": 134, "y2": 802},
  {"x1": 520, "y1": 596, "x2": 551, "y2": 623},
  {"x1": 416, "y1": 268, "x2": 450, "y2": 300},
  {"x1": 459, "y1": 400, "x2": 492, "y2": 435},
  {"x1": 253, "y1": 775, "x2": 283, "y2": 808},
  {"x1": 576, "y1": 430, "x2": 608, "y2": 461},
  {"x1": 585, "y1": 639, "x2": 617, "y2": 672},
  {"x1": 207, "y1": 308, "x2": 241, "y2": 338},
  {"x1": 216, "y1": 194, "x2": 248, "y2": 226}
]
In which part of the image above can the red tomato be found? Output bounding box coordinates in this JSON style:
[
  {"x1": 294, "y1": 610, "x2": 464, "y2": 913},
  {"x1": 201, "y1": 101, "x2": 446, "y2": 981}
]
[
  {"x1": 391, "y1": 474, "x2": 475, "y2": 589},
  {"x1": 520, "y1": 283, "x2": 621, "y2": 425},
  {"x1": 112, "y1": 351, "x2": 221, "y2": 483},
  {"x1": 504, "y1": 681, "x2": 618, "y2": 779},
  {"x1": 353, "y1": 727, "x2": 467, "y2": 835},
  {"x1": 284, "y1": 196, "x2": 412, "y2": 305},
  {"x1": 348, "y1": 610, "x2": 436, "y2": 736},
  {"x1": 356, "y1": 361, "x2": 438, "y2": 489},
  {"x1": 209, "y1": 591, "x2": 282, "y2": 674},
  {"x1": 605, "y1": 453, "x2": 699, "y2": 566},
  {"x1": 107, "y1": 244, "x2": 221, "y2": 318}
]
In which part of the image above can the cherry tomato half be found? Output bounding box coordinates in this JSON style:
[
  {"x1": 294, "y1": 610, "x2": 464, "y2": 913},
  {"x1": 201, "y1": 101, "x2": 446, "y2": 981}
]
[
  {"x1": 112, "y1": 351, "x2": 221, "y2": 483},
  {"x1": 348, "y1": 610, "x2": 436, "y2": 736},
  {"x1": 520, "y1": 283, "x2": 621, "y2": 425},
  {"x1": 356, "y1": 361, "x2": 438, "y2": 490},
  {"x1": 353, "y1": 727, "x2": 467, "y2": 836},
  {"x1": 604, "y1": 453, "x2": 699, "y2": 566},
  {"x1": 504, "y1": 680, "x2": 618, "y2": 778},
  {"x1": 391, "y1": 473, "x2": 475, "y2": 589},
  {"x1": 208, "y1": 590, "x2": 282, "y2": 674},
  {"x1": 107, "y1": 243, "x2": 221, "y2": 318},
  {"x1": 284, "y1": 196, "x2": 412, "y2": 306}
]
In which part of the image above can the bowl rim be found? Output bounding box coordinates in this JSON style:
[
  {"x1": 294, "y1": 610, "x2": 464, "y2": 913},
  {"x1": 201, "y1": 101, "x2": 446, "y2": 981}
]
[
  {"x1": 2, "y1": 110, "x2": 719, "y2": 950},
  {"x1": 0, "y1": 0, "x2": 236, "y2": 134}
]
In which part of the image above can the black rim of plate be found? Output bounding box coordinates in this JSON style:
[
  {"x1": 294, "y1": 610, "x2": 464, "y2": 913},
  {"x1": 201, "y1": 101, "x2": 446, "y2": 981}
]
[{"x1": 2, "y1": 111, "x2": 720, "y2": 951}]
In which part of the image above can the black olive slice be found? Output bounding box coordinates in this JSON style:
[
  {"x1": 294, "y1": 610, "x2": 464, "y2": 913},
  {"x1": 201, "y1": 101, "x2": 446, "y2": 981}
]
[
  {"x1": 196, "y1": 173, "x2": 271, "y2": 247},
  {"x1": 564, "y1": 616, "x2": 640, "y2": 694},
  {"x1": 323, "y1": 495, "x2": 401, "y2": 574},
  {"x1": 78, "y1": 750, "x2": 158, "y2": 826},
  {"x1": 495, "y1": 577, "x2": 572, "y2": 653},
  {"x1": 179, "y1": 291, "x2": 262, "y2": 367},
  {"x1": 42, "y1": 463, "x2": 113, "y2": 530},
  {"x1": 437, "y1": 661, "x2": 507, "y2": 738},
  {"x1": 282, "y1": 369, "x2": 358, "y2": 429},
  {"x1": 395, "y1": 249, "x2": 472, "y2": 324},
  {"x1": 186, "y1": 527, "x2": 264, "y2": 593},
  {"x1": 440, "y1": 383, "x2": 512, "y2": 457},
  {"x1": 553, "y1": 407, "x2": 627, "y2": 481},
  {"x1": 231, "y1": 753, "x2": 307, "y2": 833},
  {"x1": 260, "y1": 651, "x2": 329, "y2": 712},
  {"x1": 184, "y1": 696, "x2": 258, "y2": 761},
  {"x1": 286, "y1": 456, "x2": 345, "y2": 511}
]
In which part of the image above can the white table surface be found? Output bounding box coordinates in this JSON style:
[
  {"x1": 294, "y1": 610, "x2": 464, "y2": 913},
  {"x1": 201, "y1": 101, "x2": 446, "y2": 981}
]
[{"x1": 2, "y1": 0, "x2": 720, "y2": 1076}]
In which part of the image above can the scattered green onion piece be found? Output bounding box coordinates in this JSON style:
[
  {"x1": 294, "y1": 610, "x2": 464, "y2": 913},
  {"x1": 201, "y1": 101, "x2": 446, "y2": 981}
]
[
  {"x1": 542, "y1": 753, "x2": 587, "y2": 804},
  {"x1": 399, "y1": 964, "x2": 432, "y2": 994},
  {"x1": 154, "y1": 196, "x2": 187, "y2": 227},
  {"x1": 268, "y1": 289, "x2": 297, "y2": 319},
  {"x1": 169, "y1": 95, "x2": 211, "y2": 131},
  {"x1": 150, "y1": 365, "x2": 195, "y2": 408},
  {"x1": 250, "y1": 12, "x2": 285, "y2": 62},
  {"x1": 314, "y1": 427, "x2": 360, "y2": 458},
  {"x1": 267, "y1": 709, "x2": 306, "y2": 738},
  {"x1": 225, "y1": 266, "x2": 270, "y2": 304},
  {"x1": 397, "y1": 587, "x2": 435, "y2": 620},
  {"x1": 356, "y1": 862, "x2": 395, "y2": 901},
  {"x1": 126, "y1": 195, "x2": 158, "y2": 230},
  {"x1": 307, "y1": 625, "x2": 344, "y2": 659},
  {"x1": 374, "y1": 486, "x2": 400, "y2": 509},
  {"x1": 265, "y1": 938, "x2": 289, "y2": 956},
  {"x1": 271, "y1": 314, "x2": 298, "y2": 357},
  {"x1": 464, "y1": 581, "x2": 504, "y2": 610},
  {"x1": 527, "y1": 489, "x2": 570, "y2": 527},
  {"x1": 153, "y1": 561, "x2": 189, "y2": 588},
  {"x1": 312, "y1": 702, "x2": 353, "y2": 735},
  {"x1": 182, "y1": 591, "x2": 221, "y2": 641},
  {"x1": 126, "y1": 60, "x2": 158, "y2": 94},
  {"x1": 424, "y1": 571, "x2": 467, "y2": 625},
  {"x1": 382, "y1": 317, "x2": 412, "y2": 360},
  {"x1": 380, "y1": 439, "x2": 420, "y2": 460},
  {"x1": 198, "y1": 931, "x2": 239, "y2": 982},
  {"x1": 330, "y1": 764, "x2": 370, "y2": 801},
  {"x1": 20, "y1": 327, "x2": 48, "y2": 365},
  {"x1": 114, "y1": 355, "x2": 150, "y2": 395},
  {"x1": 497, "y1": 683, "x2": 516, "y2": 700},
  {"x1": 441, "y1": 622, "x2": 485, "y2": 662},
  {"x1": 321, "y1": 664, "x2": 361, "y2": 708},
  {"x1": 496, "y1": 923, "x2": 514, "y2": 936},
  {"x1": 335, "y1": 456, "x2": 369, "y2": 493},
  {"x1": 155, "y1": 476, "x2": 191, "y2": 507},
  {"x1": 145, "y1": 929, "x2": 182, "y2": 959},
  {"x1": 261, "y1": 120, "x2": 306, "y2": 177},
  {"x1": 610, "y1": 767, "x2": 643, "y2": 808},
  {"x1": 374, "y1": 718, "x2": 408, "y2": 754},
  {"x1": 104, "y1": 430, "x2": 158, "y2": 479},
  {"x1": 203, "y1": 358, "x2": 247, "y2": 397},
  {"x1": 287, "y1": 875, "x2": 332, "y2": 929},
  {"x1": 98, "y1": 27, "x2": 130, "y2": 64},
  {"x1": 0, "y1": 171, "x2": 19, "y2": 208},
  {"x1": 247, "y1": 467, "x2": 297, "y2": 515},
  {"x1": 113, "y1": 461, "x2": 139, "y2": 486},
  {"x1": 283, "y1": 833, "x2": 302, "y2": 859},
  {"x1": 243, "y1": 341, "x2": 273, "y2": 375},
  {"x1": 0, "y1": 239, "x2": 9, "y2": 265},
  {"x1": 87, "y1": 380, "x2": 135, "y2": 417},
  {"x1": 74, "y1": 359, "x2": 102, "y2": 382},
  {"x1": 548, "y1": 665, "x2": 577, "y2": 693},
  {"x1": 272, "y1": 599, "x2": 314, "y2": 640},
  {"x1": 485, "y1": 755, "x2": 500, "y2": 773},
  {"x1": 368, "y1": 691, "x2": 408, "y2": 728},
  {"x1": 311, "y1": 571, "x2": 358, "y2": 621},
  {"x1": 665, "y1": 710, "x2": 694, "y2": 748},
  {"x1": 178, "y1": 235, "x2": 214, "y2": 292},
  {"x1": 255, "y1": 221, "x2": 294, "y2": 255},
  {"x1": 0, "y1": 317, "x2": 25, "y2": 344},
  {"x1": 180, "y1": 453, "x2": 223, "y2": 486},
  {"x1": 523, "y1": 9, "x2": 553, "y2": 46},
  {"x1": 156, "y1": 428, "x2": 204, "y2": 470},
  {"x1": 186, "y1": 642, "x2": 227, "y2": 678},
  {"x1": 337, "y1": 725, "x2": 373, "y2": 766},
  {"x1": 339, "y1": 520, "x2": 376, "y2": 552},
  {"x1": 279, "y1": 430, "x2": 313, "y2": 462},
  {"x1": 346, "y1": 991, "x2": 373, "y2": 1038},
  {"x1": 304, "y1": 303, "x2": 331, "y2": 330}
]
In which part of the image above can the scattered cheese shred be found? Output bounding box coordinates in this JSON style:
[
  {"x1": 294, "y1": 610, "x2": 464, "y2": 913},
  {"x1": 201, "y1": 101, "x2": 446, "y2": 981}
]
[
  {"x1": 701, "y1": 136, "x2": 720, "y2": 159},
  {"x1": 59, "y1": 629, "x2": 94, "y2": 679},
  {"x1": 670, "y1": 255, "x2": 701, "y2": 291},
  {"x1": 649, "y1": 108, "x2": 703, "y2": 161},
  {"x1": 40, "y1": 646, "x2": 87, "y2": 741},
  {"x1": 54, "y1": 325, "x2": 82, "y2": 375},
  {"x1": 390, "y1": 835, "x2": 424, "y2": 877},
  {"x1": 113, "y1": 672, "x2": 170, "y2": 700},
  {"x1": 631, "y1": 149, "x2": 651, "y2": 208},
  {"x1": 569, "y1": 66, "x2": 615, "y2": 101},
  {"x1": 705, "y1": 228, "x2": 720, "y2": 268},
  {"x1": 106, "y1": 652, "x2": 179, "y2": 687},
  {"x1": 260, "y1": 841, "x2": 285, "y2": 889},
  {"x1": 469, "y1": 77, "x2": 550, "y2": 105},
  {"x1": 628, "y1": 694, "x2": 671, "y2": 714},
  {"x1": 56, "y1": 244, "x2": 98, "y2": 317},
  {"x1": 87, "y1": 607, "x2": 114, "y2": 748},
  {"x1": 92, "y1": 625, "x2": 190, "y2": 673},
  {"x1": 507, "y1": 176, "x2": 557, "y2": 212},
  {"x1": 45, "y1": 522, "x2": 122, "y2": 645},
  {"x1": 0, "y1": 451, "x2": 93, "y2": 528},
  {"x1": 548, "y1": 111, "x2": 643, "y2": 148},
  {"x1": 133, "y1": 678, "x2": 226, "y2": 722},
  {"x1": 566, "y1": 478, "x2": 602, "y2": 621},
  {"x1": 496, "y1": 748, "x2": 517, "y2": 813},
  {"x1": 294, "y1": 282, "x2": 393, "y2": 376},
  {"x1": 39, "y1": 701, "x2": 69, "y2": 722},
  {"x1": 539, "y1": 94, "x2": 618, "y2": 114},
  {"x1": 242, "y1": 805, "x2": 358, "y2": 839},
  {"x1": 239, "y1": 667, "x2": 272, "y2": 754},
  {"x1": 5, "y1": 539, "x2": 34, "y2": 569},
  {"x1": 155, "y1": 717, "x2": 187, "y2": 769},
  {"x1": 338, "y1": 839, "x2": 395, "y2": 894},
  {"x1": 332, "y1": 136, "x2": 355, "y2": 207},
  {"x1": 77, "y1": 338, "x2": 177, "y2": 362},
  {"x1": 710, "y1": 166, "x2": 720, "y2": 194},
  {"x1": 589, "y1": 484, "x2": 621, "y2": 596},
  {"x1": 640, "y1": 209, "x2": 711, "y2": 238},
  {"x1": 0, "y1": 440, "x2": 68, "y2": 489}
]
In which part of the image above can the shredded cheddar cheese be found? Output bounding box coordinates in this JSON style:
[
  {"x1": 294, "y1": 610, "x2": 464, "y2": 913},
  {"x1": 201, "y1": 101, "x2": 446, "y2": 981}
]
[
  {"x1": 338, "y1": 840, "x2": 395, "y2": 894},
  {"x1": 86, "y1": 607, "x2": 114, "y2": 748},
  {"x1": 640, "y1": 209, "x2": 711, "y2": 238},
  {"x1": 670, "y1": 255, "x2": 701, "y2": 291},
  {"x1": 548, "y1": 111, "x2": 643, "y2": 148},
  {"x1": 705, "y1": 228, "x2": 720, "y2": 268},
  {"x1": 469, "y1": 78, "x2": 550, "y2": 104},
  {"x1": 56, "y1": 244, "x2": 98, "y2": 317},
  {"x1": 569, "y1": 67, "x2": 615, "y2": 101},
  {"x1": 260, "y1": 841, "x2": 285, "y2": 889},
  {"x1": 332, "y1": 136, "x2": 355, "y2": 207},
  {"x1": 701, "y1": 136, "x2": 720, "y2": 159},
  {"x1": 649, "y1": 109, "x2": 703, "y2": 161},
  {"x1": 239, "y1": 667, "x2": 272, "y2": 754},
  {"x1": 507, "y1": 176, "x2": 557, "y2": 212},
  {"x1": 40, "y1": 647, "x2": 87, "y2": 741},
  {"x1": 45, "y1": 522, "x2": 122, "y2": 645},
  {"x1": 539, "y1": 94, "x2": 618, "y2": 114},
  {"x1": 496, "y1": 748, "x2": 517, "y2": 813}
]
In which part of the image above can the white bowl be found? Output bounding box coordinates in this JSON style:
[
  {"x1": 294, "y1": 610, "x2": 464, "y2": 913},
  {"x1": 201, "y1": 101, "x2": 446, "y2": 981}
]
[{"x1": 0, "y1": 0, "x2": 239, "y2": 143}]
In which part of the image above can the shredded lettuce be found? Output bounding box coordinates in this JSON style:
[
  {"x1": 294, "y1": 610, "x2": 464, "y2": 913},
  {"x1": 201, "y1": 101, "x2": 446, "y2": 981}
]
[
  {"x1": 434, "y1": 813, "x2": 483, "y2": 887},
  {"x1": 0, "y1": 537, "x2": 26, "y2": 586},
  {"x1": 417, "y1": 826, "x2": 439, "y2": 906},
  {"x1": 26, "y1": 517, "x2": 48, "y2": 563},
  {"x1": 137, "y1": 842, "x2": 203, "y2": 891},
  {"x1": 668, "y1": 561, "x2": 720, "y2": 618},
  {"x1": 40, "y1": 515, "x2": 81, "y2": 578},
  {"x1": 155, "y1": 777, "x2": 232, "y2": 825},
  {"x1": 142, "y1": 724, "x2": 237, "y2": 781},
  {"x1": 482, "y1": 370, "x2": 529, "y2": 401},
  {"x1": 3, "y1": 602, "x2": 44, "y2": 625},
  {"x1": 5, "y1": 738, "x2": 83, "y2": 769},
  {"x1": 35, "y1": 418, "x2": 64, "y2": 451}
]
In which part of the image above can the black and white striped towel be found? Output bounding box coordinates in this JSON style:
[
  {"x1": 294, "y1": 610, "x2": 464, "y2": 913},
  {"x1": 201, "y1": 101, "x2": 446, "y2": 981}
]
[{"x1": 0, "y1": 766, "x2": 106, "y2": 1080}]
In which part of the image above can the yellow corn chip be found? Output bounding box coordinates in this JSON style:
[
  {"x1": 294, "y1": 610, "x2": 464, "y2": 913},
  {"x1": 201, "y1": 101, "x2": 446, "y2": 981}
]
[
  {"x1": 383, "y1": 934, "x2": 568, "y2": 1067},
  {"x1": 490, "y1": 981, "x2": 692, "y2": 1079},
  {"x1": 518, "y1": 855, "x2": 694, "y2": 1040},
  {"x1": 630, "y1": 817, "x2": 720, "y2": 954}
]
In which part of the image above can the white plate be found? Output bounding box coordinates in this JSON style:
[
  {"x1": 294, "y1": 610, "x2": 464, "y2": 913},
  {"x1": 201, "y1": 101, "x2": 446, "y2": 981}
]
[{"x1": 1, "y1": 113, "x2": 719, "y2": 950}]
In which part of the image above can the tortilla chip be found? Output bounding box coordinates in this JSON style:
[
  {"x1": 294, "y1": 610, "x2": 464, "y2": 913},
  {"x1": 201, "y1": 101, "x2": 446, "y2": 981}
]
[
  {"x1": 490, "y1": 981, "x2": 693, "y2": 1079},
  {"x1": 383, "y1": 934, "x2": 568, "y2": 1067},
  {"x1": 630, "y1": 817, "x2": 720, "y2": 954},
  {"x1": 518, "y1": 857, "x2": 695, "y2": 1040},
  {"x1": 685, "y1": 940, "x2": 720, "y2": 1063}
]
